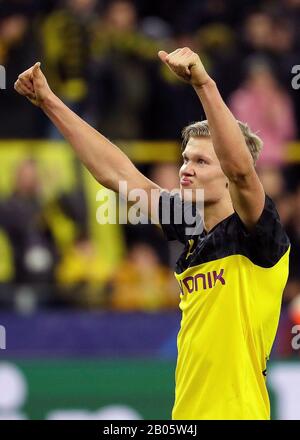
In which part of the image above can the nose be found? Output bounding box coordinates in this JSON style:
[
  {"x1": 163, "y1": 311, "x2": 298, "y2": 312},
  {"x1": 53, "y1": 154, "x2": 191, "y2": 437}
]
[{"x1": 181, "y1": 162, "x2": 195, "y2": 177}]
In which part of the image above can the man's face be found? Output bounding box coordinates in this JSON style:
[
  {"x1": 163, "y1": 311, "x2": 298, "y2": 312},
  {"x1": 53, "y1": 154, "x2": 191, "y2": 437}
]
[{"x1": 179, "y1": 136, "x2": 228, "y2": 203}]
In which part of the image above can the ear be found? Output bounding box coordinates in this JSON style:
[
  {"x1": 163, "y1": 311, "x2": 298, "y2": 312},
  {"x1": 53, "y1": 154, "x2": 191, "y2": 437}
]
[{"x1": 225, "y1": 181, "x2": 229, "y2": 189}]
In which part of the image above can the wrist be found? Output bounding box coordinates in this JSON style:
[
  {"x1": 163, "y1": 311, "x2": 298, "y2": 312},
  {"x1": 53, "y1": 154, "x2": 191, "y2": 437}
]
[
  {"x1": 192, "y1": 76, "x2": 215, "y2": 92},
  {"x1": 40, "y1": 91, "x2": 58, "y2": 111}
]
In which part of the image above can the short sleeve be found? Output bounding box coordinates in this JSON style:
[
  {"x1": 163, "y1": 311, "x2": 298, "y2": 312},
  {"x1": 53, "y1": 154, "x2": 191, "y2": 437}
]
[
  {"x1": 158, "y1": 191, "x2": 203, "y2": 244},
  {"x1": 235, "y1": 194, "x2": 290, "y2": 267}
]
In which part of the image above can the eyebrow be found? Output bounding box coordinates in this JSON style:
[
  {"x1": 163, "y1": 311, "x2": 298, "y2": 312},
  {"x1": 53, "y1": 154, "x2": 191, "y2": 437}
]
[{"x1": 182, "y1": 152, "x2": 210, "y2": 161}]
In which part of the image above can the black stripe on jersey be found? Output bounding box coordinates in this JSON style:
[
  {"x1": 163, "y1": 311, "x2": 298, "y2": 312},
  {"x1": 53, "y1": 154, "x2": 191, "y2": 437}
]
[{"x1": 159, "y1": 192, "x2": 290, "y2": 273}]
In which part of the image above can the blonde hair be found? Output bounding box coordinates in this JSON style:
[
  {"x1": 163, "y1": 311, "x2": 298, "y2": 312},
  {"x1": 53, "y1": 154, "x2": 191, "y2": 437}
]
[{"x1": 181, "y1": 120, "x2": 263, "y2": 164}]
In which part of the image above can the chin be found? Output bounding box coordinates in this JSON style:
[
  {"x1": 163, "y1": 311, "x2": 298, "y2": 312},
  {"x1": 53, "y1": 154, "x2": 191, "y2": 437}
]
[{"x1": 180, "y1": 187, "x2": 205, "y2": 204}]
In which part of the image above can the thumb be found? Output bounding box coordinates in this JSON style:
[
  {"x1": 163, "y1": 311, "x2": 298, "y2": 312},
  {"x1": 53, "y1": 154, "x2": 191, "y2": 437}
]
[
  {"x1": 32, "y1": 62, "x2": 41, "y2": 77},
  {"x1": 158, "y1": 50, "x2": 168, "y2": 63}
]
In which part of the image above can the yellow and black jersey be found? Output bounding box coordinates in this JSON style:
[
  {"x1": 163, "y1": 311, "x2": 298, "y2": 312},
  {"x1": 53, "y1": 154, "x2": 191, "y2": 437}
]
[{"x1": 159, "y1": 192, "x2": 290, "y2": 420}]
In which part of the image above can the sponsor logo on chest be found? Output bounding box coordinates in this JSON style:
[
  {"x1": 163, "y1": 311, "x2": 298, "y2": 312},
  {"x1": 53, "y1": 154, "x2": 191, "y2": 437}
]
[{"x1": 179, "y1": 269, "x2": 225, "y2": 295}]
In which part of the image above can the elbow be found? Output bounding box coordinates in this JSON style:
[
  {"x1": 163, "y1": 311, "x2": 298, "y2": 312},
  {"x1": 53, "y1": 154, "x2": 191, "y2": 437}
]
[
  {"x1": 98, "y1": 174, "x2": 119, "y2": 192},
  {"x1": 221, "y1": 159, "x2": 255, "y2": 183},
  {"x1": 88, "y1": 166, "x2": 117, "y2": 191}
]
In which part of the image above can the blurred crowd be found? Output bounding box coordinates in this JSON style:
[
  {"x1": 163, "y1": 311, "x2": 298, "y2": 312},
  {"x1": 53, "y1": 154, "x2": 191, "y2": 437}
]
[
  {"x1": 0, "y1": 0, "x2": 300, "y2": 140},
  {"x1": 0, "y1": 0, "x2": 300, "y2": 354}
]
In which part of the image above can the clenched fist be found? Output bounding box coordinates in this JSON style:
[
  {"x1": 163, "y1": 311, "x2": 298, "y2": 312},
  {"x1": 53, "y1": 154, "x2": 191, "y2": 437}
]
[
  {"x1": 158, "y1": 47, "x2": 210, "y2": 88},
  {"x1": 14, "y1": 62, "x2": 53, "y2": 107}
]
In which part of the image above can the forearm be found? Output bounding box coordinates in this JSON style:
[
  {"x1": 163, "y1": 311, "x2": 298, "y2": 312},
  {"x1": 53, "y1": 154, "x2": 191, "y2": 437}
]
[
  {"x1": 193, "y1": 79, "x2": 253, "y2": 179},
  {"x1": 41, "y1": 93, "x2": 137, "y2": 191}
]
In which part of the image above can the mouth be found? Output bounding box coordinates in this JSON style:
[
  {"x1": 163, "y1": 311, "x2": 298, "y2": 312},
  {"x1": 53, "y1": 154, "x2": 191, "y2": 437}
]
[{"x1": 180, "y1": 177, "x2": 192, "y2": 186}]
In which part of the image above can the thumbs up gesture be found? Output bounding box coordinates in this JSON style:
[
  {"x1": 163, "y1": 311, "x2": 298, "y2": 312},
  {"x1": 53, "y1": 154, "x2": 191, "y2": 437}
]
[
  {"x1": 14, "y1": 62, "x2": 53, "y2": 107},
  {"x1": 158, "y1": 47, "x2": 210, "y2": 88}
]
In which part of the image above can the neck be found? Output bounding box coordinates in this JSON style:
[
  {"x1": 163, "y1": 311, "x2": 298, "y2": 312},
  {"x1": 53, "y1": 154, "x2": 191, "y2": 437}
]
[{"x1": 203, "y1": 197, "x2": 234, "y2": 233}]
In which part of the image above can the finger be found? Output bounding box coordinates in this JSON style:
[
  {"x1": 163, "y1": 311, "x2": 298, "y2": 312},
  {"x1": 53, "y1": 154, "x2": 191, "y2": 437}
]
[
  {"x1": 32, "y1": 62, "x2": 41, "y2": 78},
  {"x1": 169, "y1": 47, "x2": 190, "y2": 58},
  {"x1": 185, "y1": 68, "x2": 191, "y2": 77},
  {"x1": 14, "y1": 81, "x2": 27, "y2": 96},
  {"x1": 180, "y1": 47, "x2": 190, "y2": 55},
  {"x1": 181, "y1": 52, "x2": 195, "y2": 74},
  {"x1": 171, "y1": 48, "x2": 192, "y2": 65},
  {"x1": 165, "y1": 48, "x2": 183, "y2": 62},
  {"x1": 20, "y1": 81, "x2": 36, "y2": 99},
  {"x1": 181, "y1": 49, "x2": 194, "y2": 60},
  {"x1": 18, "y1": 66, "x2": 35, "y2": 83},
  {"x1": 169, "y1": 48, "x2": 183, "y2": 55},
  {"x1": 159, "y1": 48, "x2": 183, "y2": 66},
  {"x1": 18, "y1": 75, "x2": 34, "y2": 92},
  {"x1": 14, "y1": 81, "x2": 35, "y2": 100},
  {"x1": 158, "y1": 50, "x2": 168, "y2": 63}
]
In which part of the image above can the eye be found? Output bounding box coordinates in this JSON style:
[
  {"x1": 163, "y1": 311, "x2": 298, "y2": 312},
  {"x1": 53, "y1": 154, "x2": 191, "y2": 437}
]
[{"x1": 197, "y1": 158, "x2": 206, "y2": 165}]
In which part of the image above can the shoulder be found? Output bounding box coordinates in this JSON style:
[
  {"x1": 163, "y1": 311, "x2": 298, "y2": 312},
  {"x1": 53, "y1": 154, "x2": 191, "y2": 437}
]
[
  {"x1": 232, "y1": 194, "x2": 290, "y2": 268},
  {"x1": 158, "y1": 191, "x2": 203, "y2": 244}
]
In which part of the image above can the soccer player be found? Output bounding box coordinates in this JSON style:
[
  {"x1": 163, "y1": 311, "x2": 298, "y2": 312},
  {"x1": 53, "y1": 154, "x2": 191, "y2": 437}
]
[{"x1": 14, "y1": 47, "x2": 290, "y2": 420}]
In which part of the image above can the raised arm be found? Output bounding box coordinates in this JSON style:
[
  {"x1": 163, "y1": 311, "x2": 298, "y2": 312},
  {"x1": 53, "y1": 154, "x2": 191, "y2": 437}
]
[
  {"x1": 14, "y1": 63, "x2": 161, "y2": 221},
  {"x1": 158, "y1": 48, "x2": 265, "y2": 229}
]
